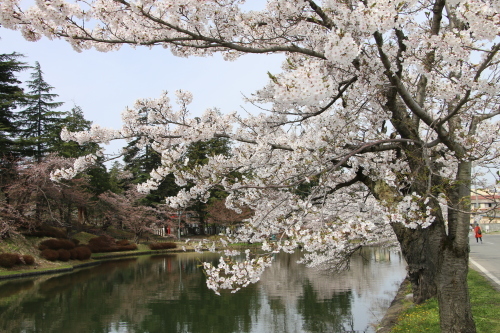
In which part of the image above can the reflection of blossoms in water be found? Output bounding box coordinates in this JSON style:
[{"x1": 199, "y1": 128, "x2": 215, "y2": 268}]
[{"x1": 203, "y1": 250, "x2": 274, "y2": 295}]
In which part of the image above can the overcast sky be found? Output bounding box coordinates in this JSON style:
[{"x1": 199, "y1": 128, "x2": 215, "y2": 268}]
[{"x1": 0, "y1": 24, "x2": 284, "y2": 160}]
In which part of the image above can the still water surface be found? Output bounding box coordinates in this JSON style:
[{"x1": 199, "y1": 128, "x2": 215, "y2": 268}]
[{"x1": 0, "y1": 247, "x2": 406, "y2": 333}]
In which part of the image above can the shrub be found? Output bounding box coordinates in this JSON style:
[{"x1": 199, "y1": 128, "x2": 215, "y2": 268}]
[
  {"x1": 28, "y1": 224, "x2": 67, "y2": 238},
  {"x1": 88, "y1": 235, "x2": 116, "y2": 253},
  {"x1": 38, "y1": 238, "x2": 76, "y2": 251},
  {"x1": 149, "y1": 242, "x2": 177, "y2": 250},
  {"x1": 69, "y1": 246, "x2": 92, "y2": 260},
  {"x1": 41, "y1": 249, "x2": 59, "y2": 261},
  {"x1": 69, "y1": 248, "x2": 78, "y2": 260},
  {"x1": 71, "y1": 238, "x2": 80, "y2": 246},
  {"x1": 118, "y1": 244, "x2": 138, "y2": 251},
  {"x1": 116, "y1": 239, "x2": 130, "y2": 246},
  {"x1": 15, "y1": 255, "x2": 23, "y2": 265},
  {"x1": 22, "y1": 255, "x2": 35, "y2": 265},
  {"x1": 0, "y1": 253, "x2": 20, "y2": 268},
  {"x1": 58, "y1": 239, "x2": 76, "y2": 250},
  {"x1": 57, "y1": 249, "x2": 71, "y2": 262},
  {"x1": 75, "y1": 246, "x2": 92, "y2": 260}
]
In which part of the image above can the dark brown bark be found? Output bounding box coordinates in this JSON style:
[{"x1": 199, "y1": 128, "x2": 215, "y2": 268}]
[
  {"x1": 359, "y1": 174, "x2": 443, "y2": 303},
  {"x1": 435, "y1": 161, "x2": 476, "y2": 332},
  {"x1": 391, "y1": 221, "x2": 443, "y2": 303},
  {"x1": 437, "y1": 245, "x2": 475, "y2": 332}
]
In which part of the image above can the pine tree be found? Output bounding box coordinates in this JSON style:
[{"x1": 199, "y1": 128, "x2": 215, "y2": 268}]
[
  {"x1": 123, "y1": 137, "x2": 179, "y2": 204},
  {"x1": 54, "y1": 106, "x2": 99, "y2": 158},
  {"x1": 183, "y1": 137, "x2": 232, "y2": 227},
  {"x1": 0, "y1": 52, "x2": 28, "y2": 201},
  {"x1": 122, "y1": 106, "x2": 180, "y2": 204},
  {"x1": 0, "y1": 52, "x2": 27, "y2": 158},
  {"x1": 16, "y1": 62, "x2": 64, "y2": 162}
]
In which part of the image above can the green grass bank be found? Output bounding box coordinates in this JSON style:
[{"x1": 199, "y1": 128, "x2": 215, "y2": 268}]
[{"x1": 389, "y1": 269, "x2": 500, "y2": 332}]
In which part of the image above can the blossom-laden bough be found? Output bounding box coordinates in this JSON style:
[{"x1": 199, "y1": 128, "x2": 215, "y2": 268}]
[{"x1": 3, "y1": 0, "x2": 500, "y2": 331}]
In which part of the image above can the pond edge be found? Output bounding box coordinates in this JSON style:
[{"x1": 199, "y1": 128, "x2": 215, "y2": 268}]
[{"x1": 0, "y1": 248, "x2": 194, "y2": 281}]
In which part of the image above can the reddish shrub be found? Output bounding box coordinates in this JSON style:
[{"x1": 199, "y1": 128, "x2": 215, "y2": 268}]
[
  {"x1": 69, "y1": 248, "x2": 78, "y2": 260},
  {"x1": 75, "y1": 246, "x2": 92, "y2": 260},
  {"x1": 149, "y1": 242, "x2": 177, "y2": 250},
  {"x1": 15, "y1": 255, "x2": 23, "y2": 265},
  {"x1": 58, "y1": 239, "x2": 76, "y2": 250},
  {"x1": 41, "y1": 249, "x2": 59, "y2": 261},
  {"x1": 118, "y1": 244, "x2": 138, "y2": 251},
  {"x1": 116, "y1": 239, "x2": 130, "y2": 246},
  {"x1": 57, "y1": 249, "x2": 71, "y2": 262},
  {"x1": 22, "y1": 255, "x2": 35, "y2": 265},
  {"x1": 88, "y1": 235, "x2": 116, "y2": 253},
  {"x1": 0, "y1": 253, "x2": 20, "y2": 268},
  {"x1": 28, "y1": 225, "x2": 67, "y2": 238},
  {"x1": 38, "y1": 238, "x2": 75, "y2": 251}
]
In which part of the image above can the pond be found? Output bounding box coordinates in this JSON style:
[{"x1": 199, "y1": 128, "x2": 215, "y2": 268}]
[{"x1": 0, "y1": 247, "x2": 406, "y2": 333}]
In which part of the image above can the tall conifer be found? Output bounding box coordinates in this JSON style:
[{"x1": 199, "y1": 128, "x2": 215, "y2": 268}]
[
  {"x1": 16, "y1": 62, "x2": 64, "y2": 162},
  {"x1": 0, "y1": 52, "x2": 26, "y2": 158}
]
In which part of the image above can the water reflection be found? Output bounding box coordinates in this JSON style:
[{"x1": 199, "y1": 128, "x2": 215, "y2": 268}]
[{"x1": 0, "y1": 247, "x2": 405, "y2": 333}]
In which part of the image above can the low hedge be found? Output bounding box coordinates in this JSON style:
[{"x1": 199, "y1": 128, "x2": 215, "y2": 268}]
[
  {"x1": 41, "y1": 249, "x2": 59, "y2": 261},
  {"x1": 25, "y1": 224, "x2": 67, "y2": 238},
  {"x1": 0, "y1": 253, "x2": 36, "y2": 268},
  {"x1": 57, "y1": 249, "x2": 71, "y2": 262},
  {"x1": 0, "y1": 253, "x2": 20, "y2": 268},
  {"x1": 38, "y1": 238, "x2": 76, "y2": 251},
  {"x1": 88, "y1": 235, "x2": 138, "y2": 253},
  {"x1": 69, "y1": 246, "x2": 92, "y2": 260},
  {"x1": 149, "y1": 242, "x2": 177, "y2": 250}
]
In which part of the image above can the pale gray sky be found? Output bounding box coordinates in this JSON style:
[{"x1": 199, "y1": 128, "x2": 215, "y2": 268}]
[{"x1": 0, "y1": 26, "x2": 284, "y2": 160}]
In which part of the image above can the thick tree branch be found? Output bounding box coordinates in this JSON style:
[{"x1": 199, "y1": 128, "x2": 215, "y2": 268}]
[{"x1": 306, "y1": 0, "x2": 334, "y2": 29}]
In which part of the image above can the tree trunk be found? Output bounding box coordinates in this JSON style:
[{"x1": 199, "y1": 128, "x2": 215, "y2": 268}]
[
  {"x1": 77, "y1": 206, "x2": 86, "y2": 229},
  {"x1": 435, "y1": 161, "x2": 476, "y2": 332},
  {"x1": 392, "y1": 220, "x2": 443, "y2": 303},
  {"x1": 360, "y1": 174, "x2": 443, "y2": 303},
  {"x1": 437, "y1": 244, "x2": 475, "y2": 332}
]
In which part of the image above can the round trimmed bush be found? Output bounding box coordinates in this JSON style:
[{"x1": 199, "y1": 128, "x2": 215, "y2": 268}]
[
  {"x1": 22, "y1": 255, "x2": 35, "y2": 265},
  {"x1": 88, "y1": 235, "x2": 116, "y2": 253},
  {"x1": 0, "y1": 253, "x2": 20, "y2": 268},
  {"x1": 149, "y1": 242, "x2": 177, "y2": 250},
  {"x1": 39, "y1": 238, "x2": 76, "y2": 251},
  {"x1": 119, "y1": 244, "x2": 138, "y2": 251},
  {"x1": 41, "y1": 249, "x2": 59, "y2": 261},
  {"x1": 69, "y1": 248, "x2": 78, "y2": 260},
  {"x1": 28, "y1": 225, "x2": 67, "y2": 238},
  {"x1": 57, "y1": 249, "x2": 71, "y2": 262},
  {"x1": 75, "y1": 246, "x2": 91, "y2": 260}
]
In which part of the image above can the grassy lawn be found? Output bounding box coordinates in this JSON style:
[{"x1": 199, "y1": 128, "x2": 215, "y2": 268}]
[{"x1": 391, "y1": 269, "x2": 500, "y2": 332}]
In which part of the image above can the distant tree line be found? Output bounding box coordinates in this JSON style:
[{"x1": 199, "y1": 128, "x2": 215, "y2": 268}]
[{"x1": 0, "y1": 52, "x2": 247, "y2": 239}]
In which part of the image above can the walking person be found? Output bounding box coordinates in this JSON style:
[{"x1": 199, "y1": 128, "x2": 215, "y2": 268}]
[{"x1": 474, "y1": 224, "x2": 483, "y2": 243}]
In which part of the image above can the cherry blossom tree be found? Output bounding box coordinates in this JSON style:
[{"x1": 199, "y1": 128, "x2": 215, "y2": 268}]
[
  {"x1": 98, "y1": 188, "x2": 171, "y2": 243},
  {"x1": 2, "y1": 1, "x2": 500, "y2": 331},
  {"x1": 5, "y1": 155, "x2": 92, "y2": 228},
  {"x1": 206, "y1": 198, "x2": 253, "y2": 229}
]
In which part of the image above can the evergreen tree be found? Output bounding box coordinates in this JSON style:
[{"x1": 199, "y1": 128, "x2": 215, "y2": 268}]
[
  {"x1": 122, "y1": 106, "x2": 180, "y2": 204},
  {"x1": 123, "y1": 137, "x2": 179, "y2": 204},
  {"x1": 0, "y1": 52, "x2": 27, "y2": 158},
  {"x1": 54, "y1": 106, "x2": 99, "y2": 158},
  {"x1": 0, "y1": 52, "x2": 28, "y2": 201},
  {"x1": 108, "y1": 161, "x2": 126, "y2": 194},
  {"x1": 16, "y1": 62, "x2": 64, "y2": 162},
  {"x1": 183, "y1": 137, "x2": 232, "y2": 226}
]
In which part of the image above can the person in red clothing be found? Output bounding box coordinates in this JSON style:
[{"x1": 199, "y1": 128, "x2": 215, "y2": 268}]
[{"x1": 474, "y1": 224, "x2": 483, "y2": 243}]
